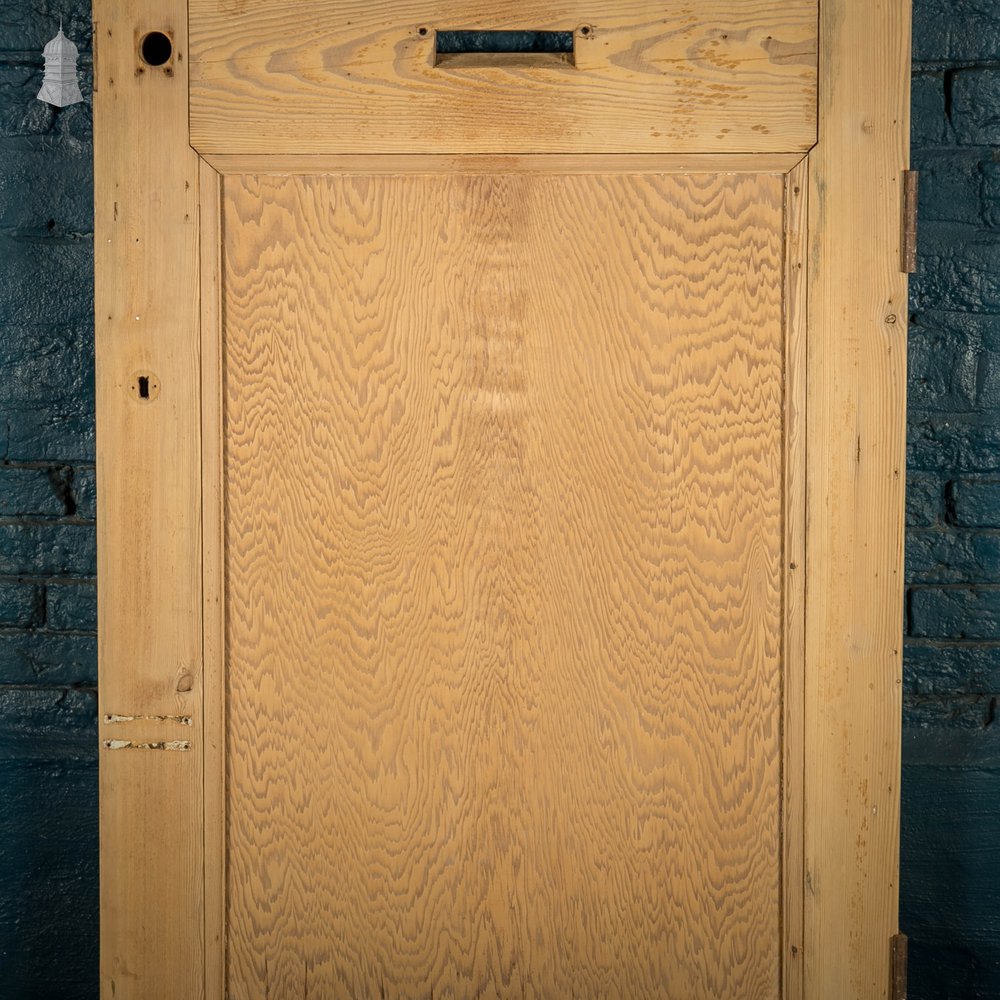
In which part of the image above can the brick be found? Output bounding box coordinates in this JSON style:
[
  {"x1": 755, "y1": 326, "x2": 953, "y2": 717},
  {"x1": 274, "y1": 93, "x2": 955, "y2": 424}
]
[
  {"x1": 0, "y1": 236, "x2": 92, "y2": 327},
  {"x1": 0, "y1": 523, "x2": 96, "y2": 577},
  {"x1": 908, "y1": 310, "x2": 981, "y2": 411},
  {"x1": 0, "y1": 324, "x2": 95, "y2": 463},
  {"x1": 906, "y1": 528, "x2": 1000, "y2": 583},
  {"x1": 951, "y1": 478, "x2": 1000, "y2": 527},
  {"x1": 0, "y1": 466, "x2": 66, "y2": 516},
  {"x1": 0, "y1": 687, "x2": 96, "y2": 762},
  {"x1": 45, "y1": 581, "x2": 95, "y2": 631},
  {"x1": 912, "y1": 148, "x2": 996, "y2": 226},
  {"x1": 911, "y1": 73, "x2": 950, "y2": 147},
  {"x1": 0, "y1": 581, "x2": 41, "y2": 627},
  {"x1": 952, "y1": 68, "x2": 1000, "y2": 146},
  {"x1": 72, "y1": 466, "x2": 95, "y2": 519},
  {"x1": 0, "y1": 632, "x2": 96, "y2": 685},
  {"x1": 911, "y1": 223, "x2": 1000, "y2": 313},
  {"x1": 0, "y1": 138, "x2": 94, "y2": 237},
  {"x1": 912, "y1": 0, "x2": 1000, "y2": 63},
  {"x1": 0, "y1": 63, "x2": 92, "y2": 143},
  {"x1": 910, "y1": 586, "x2": 1000, "y2": 639},
  {"x1": 909, "y1": 416, "x2": 1000, "y2": 473},
  {"x1": 0, "y1": 2, "x2": 91, "y2": 55},
  {"x1": 906, "y1": 473, "x2": 946, "y2": 527},
  {"x1": 0, "y1": 739, "x2": 97, "y2": 1000},
  {"x1": 905, "y1": 639, "x2": 1000, "y2": 695}
]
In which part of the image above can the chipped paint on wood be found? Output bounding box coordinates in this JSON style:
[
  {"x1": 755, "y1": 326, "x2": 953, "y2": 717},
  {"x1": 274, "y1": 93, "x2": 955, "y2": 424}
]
[
  {"x1": 102, "y1": 739, "x2": 192, "y2": 751},
  {"x1": 103, "y1": 713, "x2": 192, "y2": 726}
]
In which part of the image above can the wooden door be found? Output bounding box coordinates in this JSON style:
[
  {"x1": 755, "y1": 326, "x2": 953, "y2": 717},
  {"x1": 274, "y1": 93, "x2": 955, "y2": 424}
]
[{"x1": 94, "y1": 3, "x2": 912, "y2": 999}]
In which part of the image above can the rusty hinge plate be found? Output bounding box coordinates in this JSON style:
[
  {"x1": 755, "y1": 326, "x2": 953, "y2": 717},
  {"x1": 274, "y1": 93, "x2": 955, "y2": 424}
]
[
  {"x1": 891, "y1": 932, "x2": 908, "y2": 1000},
  {"x1": 901, "y1": 171, "x2": 919, "y2": 273}
]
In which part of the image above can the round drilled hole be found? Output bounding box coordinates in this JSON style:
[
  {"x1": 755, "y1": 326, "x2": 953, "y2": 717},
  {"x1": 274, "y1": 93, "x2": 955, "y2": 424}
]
[
  {"x1": 139, "y1": 31, "x2": 173, "y2": 67},
  {"x1": 417, "y1": 26, "x2": 429, "y2": 37},
  {"x1": 579, "y1": 24, "x2": 592, "y2": 37}
]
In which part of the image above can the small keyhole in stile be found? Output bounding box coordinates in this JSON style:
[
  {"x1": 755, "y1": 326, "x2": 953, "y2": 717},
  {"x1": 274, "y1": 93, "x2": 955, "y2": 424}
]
[{"x1": 137, "y1": 376, "x2": 150, "y2": 399}]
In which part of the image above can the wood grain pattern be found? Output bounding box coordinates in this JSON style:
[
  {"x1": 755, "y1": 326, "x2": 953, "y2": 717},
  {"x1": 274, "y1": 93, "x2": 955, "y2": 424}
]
[
  {"x1": 222, "y1": 170, "x2": 786, "y2": 998},
  {"x1": 93, "y1": 2, "x2": 205, "y2": 998},
  {"x1": 188, "y1": 0, "x2": 817, "y2": 155},
  {"x1": 803, "y1": 0, "x2": 911, "y2": 996}
]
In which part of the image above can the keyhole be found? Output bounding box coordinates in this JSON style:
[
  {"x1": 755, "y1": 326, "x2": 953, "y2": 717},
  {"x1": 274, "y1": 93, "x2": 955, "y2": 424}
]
[{"x1": 131, "y1": 372, "x2": 160, "y2": 402}]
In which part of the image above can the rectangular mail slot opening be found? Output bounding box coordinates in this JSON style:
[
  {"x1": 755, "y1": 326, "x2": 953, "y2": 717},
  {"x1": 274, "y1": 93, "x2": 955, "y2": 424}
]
[{"x1": 434, "y1": 29, "x2": 577, "y2": 68}]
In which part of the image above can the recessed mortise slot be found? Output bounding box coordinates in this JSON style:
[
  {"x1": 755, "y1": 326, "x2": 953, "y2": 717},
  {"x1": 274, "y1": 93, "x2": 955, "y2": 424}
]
[{"x1": 433, "y1": 29, "x2": 578, "y2": 68}]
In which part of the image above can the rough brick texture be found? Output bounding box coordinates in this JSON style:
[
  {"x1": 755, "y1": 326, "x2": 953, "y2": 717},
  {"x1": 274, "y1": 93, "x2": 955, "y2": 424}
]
[
  {"x1": 0, "y1": 2, "x2": 97, "y2": 997},
  {"x1": 904, "y1": 0, "x2": 1000, "y2": 994}
]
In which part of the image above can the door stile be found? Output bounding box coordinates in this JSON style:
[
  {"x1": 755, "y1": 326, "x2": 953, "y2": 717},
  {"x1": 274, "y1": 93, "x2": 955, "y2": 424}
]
[
  {"x1": 94, "y1": 0, "x2": 206, "y2": 997},
  {"x1": 804, "y1": 1, "x2": 911, "y2": 997}
]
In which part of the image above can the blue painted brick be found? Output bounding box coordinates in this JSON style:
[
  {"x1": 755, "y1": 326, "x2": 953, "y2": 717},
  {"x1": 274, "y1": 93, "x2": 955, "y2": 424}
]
[
  {"x1": 0, "y1": 524, "x2": 95, "y2": 577},
  {"x1": 902, "y1": 725, "x2": 1000, "y2": 1000},
  {"x1": 0, "y1": 689, "x2": 97, "y2": 1000},
  {"x1": 907, "y1": 473, "x2": 946, "y2": 527},
  {"x1": 0, "y1": 324, "x2": 95, "y2": 463},
  {"x1": 913, "y1": 149, "x2": 996, "y2": 226},
  {"x1": 905, "y1": 639, "x2": 1000, "y2": 695},
  {"x1": 0, "y1": 238, "x2": 93, "y2": 327},
  {"x1": 0, "y1": 687, "x2": 96, "y2": 762},
  {"x1": 0, "y1": 139, "x2": 94, "y2": 238},
  {"x1": 906, "y1": 528, "x2": 1000, "y2": 583},
  {"x1": 0, "y1": 466, "x2": 66, "y2": 516},
  {"x1": 951, "y1": 478, "x2": 1000, "y2": 528},
  {"x1": 908, "y1": 311, "x2": 982, "y2": 411},
  {"x1": 45, "y1": 582, "x2": 95, "y2": 631},
  {"x1": 910, "y1": 586, "x2": 1000, "y2": 639},
  {"x1": 911, "y1": 223, "x2": 1000, "y2": 314},
  {"x1": 0, "y1": 633, "x2": 96, "y2": 686},
  {"x1": 913, "y1": 0, "x2": 1000, "y2": 63},
  {"x1": 72, "y1": 466, "x2": 95, "y2": 519},
  {"x1": 909, "y1": 417, "x2": 1000, "y2": 473},
  {"x1": 0, "y1": 581, "x2": 40, "y2": 627},
  {"x1": 952, "y1": 69, "x2": 1000, "y2": 146},
  {"x1": 0, "y1": 64, "x2": 92, "y2": 143},
  {"x1": 911, "y1": 73, "x2": 950, "y2": 147},
  {"x1": 0, "y1": 2, "x2": 91, "y2": 54}
]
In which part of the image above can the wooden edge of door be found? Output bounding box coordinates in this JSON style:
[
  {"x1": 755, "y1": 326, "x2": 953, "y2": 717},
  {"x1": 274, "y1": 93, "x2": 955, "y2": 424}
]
[
  {"x1": 803, "y1": 0, "x2": 911, "y2": 997},
  {"x1": 93, "y1": 1, "x2": 205, "y2": 998}
]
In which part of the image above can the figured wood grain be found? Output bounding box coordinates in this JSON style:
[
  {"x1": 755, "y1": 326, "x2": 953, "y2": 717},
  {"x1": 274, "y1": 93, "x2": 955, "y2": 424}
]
[
  {"x1": 804, "y1": 0, "x2": 911, "y2": 996},
  {"x1": 222, "y1": 171, "x2": 786, "y2": 998},
  {"x1": 188, "y1": 0, "x2": 817, "y2": 155},
  {"x1": 93, "y1": 1, "x2": 204, "y2": 998}
]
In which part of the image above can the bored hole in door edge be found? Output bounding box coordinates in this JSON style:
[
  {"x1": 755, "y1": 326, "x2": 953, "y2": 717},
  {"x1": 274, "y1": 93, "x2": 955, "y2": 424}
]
[{"x1": 139, "y1": 31, "x2": 173, "y2": 67}]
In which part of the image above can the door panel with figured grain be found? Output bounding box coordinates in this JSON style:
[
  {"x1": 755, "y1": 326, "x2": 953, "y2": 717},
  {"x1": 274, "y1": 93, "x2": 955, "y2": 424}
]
[{"x1": 222, "y1": 170, "x2": 785, "y2": 998}]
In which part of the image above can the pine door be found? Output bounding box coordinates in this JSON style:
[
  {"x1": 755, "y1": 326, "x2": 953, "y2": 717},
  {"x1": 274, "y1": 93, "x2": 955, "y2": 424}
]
[{"x1": 94, "y1": 3, "x2": 911, "y2": 998}]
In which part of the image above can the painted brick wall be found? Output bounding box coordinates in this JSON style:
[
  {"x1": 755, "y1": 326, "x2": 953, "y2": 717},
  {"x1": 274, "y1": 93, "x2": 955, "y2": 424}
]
[
  {"x1": 0, "y1": 2, "x2": 98, "y2": 998},
  {"x1": 0, "y1": 1, "x2": 997, "y2": 998},
  {"x1": 903, "y1": 2, "x2": 1000, "y2": 997}
]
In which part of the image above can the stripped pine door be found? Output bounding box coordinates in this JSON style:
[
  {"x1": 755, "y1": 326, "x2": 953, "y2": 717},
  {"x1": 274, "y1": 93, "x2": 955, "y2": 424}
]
[{"x1": 94, "y1": 3, "x2": 911, "y2": 999}]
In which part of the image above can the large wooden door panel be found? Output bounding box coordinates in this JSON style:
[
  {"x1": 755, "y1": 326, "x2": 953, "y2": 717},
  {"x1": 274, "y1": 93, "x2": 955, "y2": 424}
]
[
  {"x1": 94, "y1": 1, "x2": 911, "y2": 998},
  {"x1": 222, "y1": 171, "x2": 785, "y2": 998}
]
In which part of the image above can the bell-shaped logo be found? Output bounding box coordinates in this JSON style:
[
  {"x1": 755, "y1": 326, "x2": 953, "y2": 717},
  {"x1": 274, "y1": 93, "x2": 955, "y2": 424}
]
[{"x1": 37, "y1": 28, "x2": 84, "y2": 108}]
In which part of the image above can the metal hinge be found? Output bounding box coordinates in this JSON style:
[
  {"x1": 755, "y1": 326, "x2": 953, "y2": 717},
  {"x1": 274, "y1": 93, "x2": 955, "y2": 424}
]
[
  {"x1": 891, "y1": 933, "x2": 908, "y2": 1000},
  {"x1": 901, "y1": 171, "x2": 919, "y2": 273}
]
